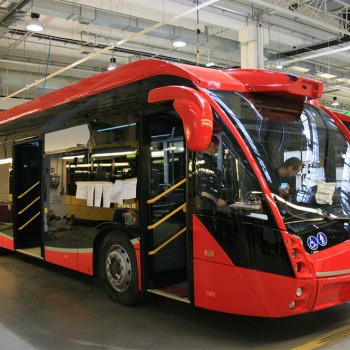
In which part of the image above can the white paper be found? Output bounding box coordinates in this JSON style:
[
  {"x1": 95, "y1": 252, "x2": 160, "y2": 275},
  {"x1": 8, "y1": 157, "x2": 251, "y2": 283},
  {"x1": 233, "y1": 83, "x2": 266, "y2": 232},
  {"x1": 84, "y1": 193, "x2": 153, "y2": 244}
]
[
  {"x1": 315, "y1": 180, "x2": 336, "y2": 205},
  {"x1": 94, "y1": 185, "x2": 103, "y2": 207},
  {"x1": 76, "y1": 182, "x2": 112, "y2": 206},
  {"x1": 122, "y1": 178, "x2": 137, "y2": 200},
  {"x1": 110, "y1": 178, "x2": 137, "y2": 204},
  {"x1": 87, "y1": 186, "x2": 95, "y2": 206},
  {"x1": 76, "y1": 183, "x2": 88, "y2": 199},
  {"x1": 110, "y1": 180, "x2": 124, "y2": 204},
  {"x1": 102, "y1": 185, "x2": 112, "y2": 208}
]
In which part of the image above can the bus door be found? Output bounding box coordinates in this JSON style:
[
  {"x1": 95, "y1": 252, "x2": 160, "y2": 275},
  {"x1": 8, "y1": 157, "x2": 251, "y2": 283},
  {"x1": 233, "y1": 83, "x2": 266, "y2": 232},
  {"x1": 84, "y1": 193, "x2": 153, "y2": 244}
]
[
  {"x1": 13, "y1": 140, "x2": 43, "y2": 258},
  {"x1": 142, "y1": 115, "x2": 188, "y2": 298}
]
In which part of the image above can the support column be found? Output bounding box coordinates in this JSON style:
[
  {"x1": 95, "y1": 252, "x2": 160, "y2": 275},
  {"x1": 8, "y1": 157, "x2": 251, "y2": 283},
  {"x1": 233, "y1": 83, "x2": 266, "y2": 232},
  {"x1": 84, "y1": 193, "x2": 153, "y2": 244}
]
[{"x1": 238, "y1": 22, "x2": 268, "y2": 69}]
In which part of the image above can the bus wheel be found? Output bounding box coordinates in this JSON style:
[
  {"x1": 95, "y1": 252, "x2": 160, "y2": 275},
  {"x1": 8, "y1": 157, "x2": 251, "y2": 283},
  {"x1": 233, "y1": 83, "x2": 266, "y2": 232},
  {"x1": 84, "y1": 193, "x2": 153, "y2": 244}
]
[{"x1": 98, "y1": 232, "x2": 141, "y2": 305}]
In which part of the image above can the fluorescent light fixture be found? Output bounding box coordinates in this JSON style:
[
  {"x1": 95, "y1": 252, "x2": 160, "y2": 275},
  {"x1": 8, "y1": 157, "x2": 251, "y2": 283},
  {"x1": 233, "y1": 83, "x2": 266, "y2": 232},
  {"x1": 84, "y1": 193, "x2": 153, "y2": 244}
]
[
  {"x1": 26, "y1": 13, "x2": 43, "y2": 32},
  {"x1": 61, "y1": 154, "x2": 85, "y2": 160},
  {"x1": 289, "y1": 65, "x2": 310, "y2": 73},
  {"x1": 206, "y1": 62, "x2": 216, "y2": 67},
  {"x1": 275, "y1": 62, "x2": 283, "y2": 69},
  {"x1": 173, "y1": 40, "x2": 187, "y2": 48},
  {"x1": 317, "y1": 72, "x2": 338, "y2": 79},
  {"x1": 331, "y1": 96, "x2": 339, "y2": 107},
  {"x1": 92, "y1": 150, "x2": 137, "y2": 157},
  {"x1": 79, "y1": 46, "x2": 95, "y2": 55},
  {"x1": 97, "y1": 123, "x2": 136, "y2": 132},
  {"x1": 108, "y1": 57, "x2": 117, "y2": 70},
  {"x1": 92, "y1": 163, "x2": 112, "y2": 167},
  {"x1": 0, "y1": 158, "x2": 12, "y2": 165}
]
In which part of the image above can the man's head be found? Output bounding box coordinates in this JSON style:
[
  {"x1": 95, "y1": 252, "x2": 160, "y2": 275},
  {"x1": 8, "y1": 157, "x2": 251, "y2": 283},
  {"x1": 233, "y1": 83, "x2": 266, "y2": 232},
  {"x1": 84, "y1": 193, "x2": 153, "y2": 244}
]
[
  {"x1": 280, "y1": 157, "x2": 302, "y2": 178},
  {"x1": 205, "y1": 135, "x2": 220, "y2": 156}
]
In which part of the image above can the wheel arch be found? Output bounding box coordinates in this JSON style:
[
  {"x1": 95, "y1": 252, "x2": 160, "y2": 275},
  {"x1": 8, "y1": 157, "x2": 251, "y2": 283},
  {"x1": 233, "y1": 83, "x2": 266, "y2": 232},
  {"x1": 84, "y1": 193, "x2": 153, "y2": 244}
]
[{"x1": 92, "y1": 222, "x2": 139, "y2": 278}]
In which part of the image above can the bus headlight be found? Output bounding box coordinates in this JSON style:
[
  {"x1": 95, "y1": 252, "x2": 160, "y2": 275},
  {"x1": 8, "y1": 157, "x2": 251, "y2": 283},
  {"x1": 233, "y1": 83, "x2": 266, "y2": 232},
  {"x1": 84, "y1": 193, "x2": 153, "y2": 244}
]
[
  {"x1": 296, "y1": 287, "x2": 303, "y2": 297},
  {"x1": 289, "y1": 301, "x2": 296, "y2": 310}
]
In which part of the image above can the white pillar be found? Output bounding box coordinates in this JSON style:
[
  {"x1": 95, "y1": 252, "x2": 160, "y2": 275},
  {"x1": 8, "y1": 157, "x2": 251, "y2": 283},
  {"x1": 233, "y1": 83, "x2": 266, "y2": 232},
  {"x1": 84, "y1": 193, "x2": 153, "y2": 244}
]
[{"x1": 238, "y1": 22, "x2": 268, "y2": 69}]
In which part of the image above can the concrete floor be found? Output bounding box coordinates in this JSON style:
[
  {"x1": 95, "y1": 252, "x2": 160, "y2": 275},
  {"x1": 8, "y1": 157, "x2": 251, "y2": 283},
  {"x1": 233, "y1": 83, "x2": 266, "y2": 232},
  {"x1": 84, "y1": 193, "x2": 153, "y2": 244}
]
[{"x1": 1, "y1": 252, "x2": 350, "y2": 350}]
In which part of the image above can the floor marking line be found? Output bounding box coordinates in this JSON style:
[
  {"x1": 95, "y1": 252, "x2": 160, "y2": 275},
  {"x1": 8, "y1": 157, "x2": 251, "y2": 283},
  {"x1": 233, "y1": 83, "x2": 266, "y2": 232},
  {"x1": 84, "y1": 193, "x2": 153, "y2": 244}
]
[{"x1": 291, "y1": 325, "x2": 350, "y2": 350}]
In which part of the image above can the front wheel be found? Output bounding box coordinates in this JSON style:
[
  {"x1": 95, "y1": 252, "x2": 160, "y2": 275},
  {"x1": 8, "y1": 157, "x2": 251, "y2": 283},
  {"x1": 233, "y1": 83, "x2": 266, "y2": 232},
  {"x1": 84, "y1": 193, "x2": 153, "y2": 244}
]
[{"x1": 98, "y1": 232, "x2": 141, "y2": 305}]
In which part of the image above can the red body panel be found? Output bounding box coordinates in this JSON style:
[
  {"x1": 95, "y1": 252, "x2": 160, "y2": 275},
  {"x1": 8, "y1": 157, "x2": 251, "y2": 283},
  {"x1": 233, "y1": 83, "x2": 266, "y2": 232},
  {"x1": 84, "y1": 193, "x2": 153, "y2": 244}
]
[
  {"x1": 224, "y1": 69, "x2": 322, "y2": 99},
  {"x1": 308, "y1": 241, "x2": 350, "y2": 277},
  {"x1": 132, "y1": 241, "x2": 142, "y2": 291},
  {"x1": 44, "y1": 248, "x2": 93, "y2": 275},
  {"x1": 0, "y1": 59, "x2": 323, "y2": 127},
  {"x1": 0, "y1": 233, "x2": 14, "y2": 251},
  {"x1": 192, "y1": 215, "x2": 318, "y2": 317},
  {"x1": 45, "y1": 249, "x2": 78, "y2": 271},
  {"x1": 77, "y1": 250, "x2": 94, "y2": 275}
]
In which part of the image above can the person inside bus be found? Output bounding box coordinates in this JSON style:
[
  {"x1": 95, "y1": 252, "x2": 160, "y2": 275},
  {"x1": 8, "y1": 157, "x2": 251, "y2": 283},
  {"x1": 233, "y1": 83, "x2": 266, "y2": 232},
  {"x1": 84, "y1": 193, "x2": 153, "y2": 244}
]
[
  {"x1": 197, "y1": 135, "x2": 227, "y2": 209},
  {"x1": 274, "y1": 157, "x2": 302, "y2": 200}
]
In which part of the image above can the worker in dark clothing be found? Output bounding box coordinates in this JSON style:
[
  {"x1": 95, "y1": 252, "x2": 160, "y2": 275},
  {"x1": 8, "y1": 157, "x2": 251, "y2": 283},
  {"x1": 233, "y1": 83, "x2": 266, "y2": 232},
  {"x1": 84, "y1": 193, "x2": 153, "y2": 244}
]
[
  {"x1": 275, "y1": 157, "x2": 302, "y2": 199},
  {"x1": 196, "y1": 135, "x2": 227, "y2": 209}
]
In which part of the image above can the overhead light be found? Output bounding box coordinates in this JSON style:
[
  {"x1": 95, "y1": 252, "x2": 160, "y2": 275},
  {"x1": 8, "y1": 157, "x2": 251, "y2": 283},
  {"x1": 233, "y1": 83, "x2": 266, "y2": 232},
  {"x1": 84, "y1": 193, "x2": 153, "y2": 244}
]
[
  {"x1": 92, "y1": 150, "x2": 137, "y2": 157},
  {"x1": 331, "y1": 96, "x2": 339, "y2": 107},
  {"x1": 79, "y1": 45, "x2": 95, "y2": 54},
  {"x1": 289, "y1": 65, "x2": 310, "y2": 73},
  {"x1": 173, "y1": 40, "x2": 187, "y2": 48},
  {"x1": 26, "y1": 13, "x2": 43, "y2": 32},
  {"x1": 108, "y1": 57, "x2": 117, "y2": 70},
  {"x1": 275, "y1": 62, "x2": 283, "y2": 69},
  {"x1": 61, "y1": 154, "x2": 85, "y2": 160},
  {"x1": 317, "y1": 72, "x2": 338, "y2": 79}
]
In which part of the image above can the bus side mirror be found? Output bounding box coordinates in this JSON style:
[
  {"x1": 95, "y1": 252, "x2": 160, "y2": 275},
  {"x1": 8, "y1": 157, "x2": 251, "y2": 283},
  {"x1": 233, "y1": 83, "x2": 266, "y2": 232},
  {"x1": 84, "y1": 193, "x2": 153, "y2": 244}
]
[{"x1": 148, "y1": 86, "x2": 213, "y2": 152}]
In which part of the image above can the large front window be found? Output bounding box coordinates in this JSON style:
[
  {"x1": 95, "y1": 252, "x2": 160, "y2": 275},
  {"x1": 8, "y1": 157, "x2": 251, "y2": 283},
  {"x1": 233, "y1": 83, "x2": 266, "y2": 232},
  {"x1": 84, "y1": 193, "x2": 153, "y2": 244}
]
[{"x1": 209, "y1": 90, "x2": 350, "y2": 253}]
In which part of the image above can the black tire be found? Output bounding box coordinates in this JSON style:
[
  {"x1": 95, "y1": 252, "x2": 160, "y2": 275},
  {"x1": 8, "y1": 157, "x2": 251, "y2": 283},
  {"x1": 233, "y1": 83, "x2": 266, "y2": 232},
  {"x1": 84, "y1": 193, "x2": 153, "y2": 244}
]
[{"x1": 98, "y1": 231, "x2": 141, "y2": 305}]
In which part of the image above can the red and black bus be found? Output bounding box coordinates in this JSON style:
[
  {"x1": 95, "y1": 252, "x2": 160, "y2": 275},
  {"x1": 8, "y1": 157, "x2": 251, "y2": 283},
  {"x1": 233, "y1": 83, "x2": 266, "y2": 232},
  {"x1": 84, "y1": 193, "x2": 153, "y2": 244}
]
[{"x1": 1, "y1": 59, "x2": 350, "y2": 317}]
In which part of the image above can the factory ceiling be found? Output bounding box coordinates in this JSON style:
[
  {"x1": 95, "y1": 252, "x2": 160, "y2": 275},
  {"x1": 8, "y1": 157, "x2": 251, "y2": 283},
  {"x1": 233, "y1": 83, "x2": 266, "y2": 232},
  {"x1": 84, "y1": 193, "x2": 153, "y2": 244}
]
[{"x1": 0, "y1": 0, "x2": 349, "y2": 111}]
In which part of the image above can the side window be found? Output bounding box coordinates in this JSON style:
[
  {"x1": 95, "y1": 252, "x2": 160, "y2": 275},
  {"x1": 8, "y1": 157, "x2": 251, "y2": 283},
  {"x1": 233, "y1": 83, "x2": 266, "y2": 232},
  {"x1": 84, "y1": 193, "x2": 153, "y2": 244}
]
[
  {"x1": 194, "y1": 126, "x2": 271, "y2": 221},
  {"x1": 90, "y1": 115, "x2": 138, "y2": 183},
  {"x1": 44, "y1": 112, "x2": 139, "y2": 228}
]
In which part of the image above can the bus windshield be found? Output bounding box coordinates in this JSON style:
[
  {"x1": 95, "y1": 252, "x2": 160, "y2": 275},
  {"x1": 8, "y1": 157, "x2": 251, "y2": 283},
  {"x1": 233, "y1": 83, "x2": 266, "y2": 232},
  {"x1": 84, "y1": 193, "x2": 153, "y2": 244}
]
[{"x1": 208, "y1": 89, "x2": 350, "y2": 235}]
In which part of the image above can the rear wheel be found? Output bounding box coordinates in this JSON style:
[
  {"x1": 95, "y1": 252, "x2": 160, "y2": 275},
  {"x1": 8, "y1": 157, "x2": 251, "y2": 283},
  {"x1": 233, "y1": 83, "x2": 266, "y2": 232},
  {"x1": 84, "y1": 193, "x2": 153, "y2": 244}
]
[{"x1": 98, "y1": 232, "x2": 141, "y2": 305}]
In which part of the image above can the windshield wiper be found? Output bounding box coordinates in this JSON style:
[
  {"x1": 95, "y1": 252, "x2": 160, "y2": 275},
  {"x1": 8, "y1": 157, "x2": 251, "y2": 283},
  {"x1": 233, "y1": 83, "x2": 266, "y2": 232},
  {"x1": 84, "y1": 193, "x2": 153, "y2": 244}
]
[
  {"x1": 273, "y1": 194, "x2": 350, "y2": 224},
  {"x1": 273, "y1": 194, "x2": 324, "y2": 216}
]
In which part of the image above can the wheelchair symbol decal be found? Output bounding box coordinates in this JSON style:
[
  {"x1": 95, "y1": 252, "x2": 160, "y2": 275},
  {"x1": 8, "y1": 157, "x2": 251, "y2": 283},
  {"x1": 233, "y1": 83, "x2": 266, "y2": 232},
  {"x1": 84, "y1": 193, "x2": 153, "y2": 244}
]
[
  {"x1": 307, "y1": 236, "x2": 318, "y2": 250},
  {"x1": 307, "y1": 233, "x2": 328, "y2": 251}
]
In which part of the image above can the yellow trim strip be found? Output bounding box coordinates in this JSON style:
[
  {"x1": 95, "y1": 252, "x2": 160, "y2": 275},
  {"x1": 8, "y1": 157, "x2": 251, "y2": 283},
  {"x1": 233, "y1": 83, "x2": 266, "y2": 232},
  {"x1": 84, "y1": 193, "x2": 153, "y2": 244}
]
[
  {"x1": 147, "y1": 178, "x2": 186, "y2": 204},
  {"x1": 18, "y1": 212, "x2": 40, "y2": 231},
  {"x1": 18, "y1": 196, "x2": 40, "y2": 215},
  {"x1": 18, "y1": 181, "x2": 40, "y2": 199},
  {"x1": 148, "y1": 227, "x2": 186, "y2": 256},
  {"x1": 147, "y1": 203, "x2": 186, "y2": 230},
  {"x1": 291, "y1": 325, "x2": 350, "y2": 350}
]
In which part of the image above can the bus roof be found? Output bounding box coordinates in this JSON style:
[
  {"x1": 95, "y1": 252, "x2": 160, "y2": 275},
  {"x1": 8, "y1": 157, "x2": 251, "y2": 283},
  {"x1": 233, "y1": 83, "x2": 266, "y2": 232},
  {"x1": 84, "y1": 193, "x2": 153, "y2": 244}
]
[{"x1": 0, "y1": 59, "x2": 323, "y2": 127}]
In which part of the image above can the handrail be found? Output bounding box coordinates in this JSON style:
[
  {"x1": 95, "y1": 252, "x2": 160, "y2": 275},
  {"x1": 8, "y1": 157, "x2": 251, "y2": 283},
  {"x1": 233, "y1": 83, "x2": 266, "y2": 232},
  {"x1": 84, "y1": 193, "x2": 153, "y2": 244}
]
[
  {"x1": 147, "y1": 178, "x2": 186, "y2": 204},
  {"x1": 18, "y1": 212, "x2": 40, "y2": 231},
  {"x1": 18, "y1": 196, "x2": 40, "y2": 215},
  {"x1": 148, "y1": 227, "x2": 186, "y2": 256},
  {"x1": 147, "y1": 203, "x2": 186, "y2": 230},
  {"x1": 18, "y1": 181, "x2": 40, "y2": 199}
]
